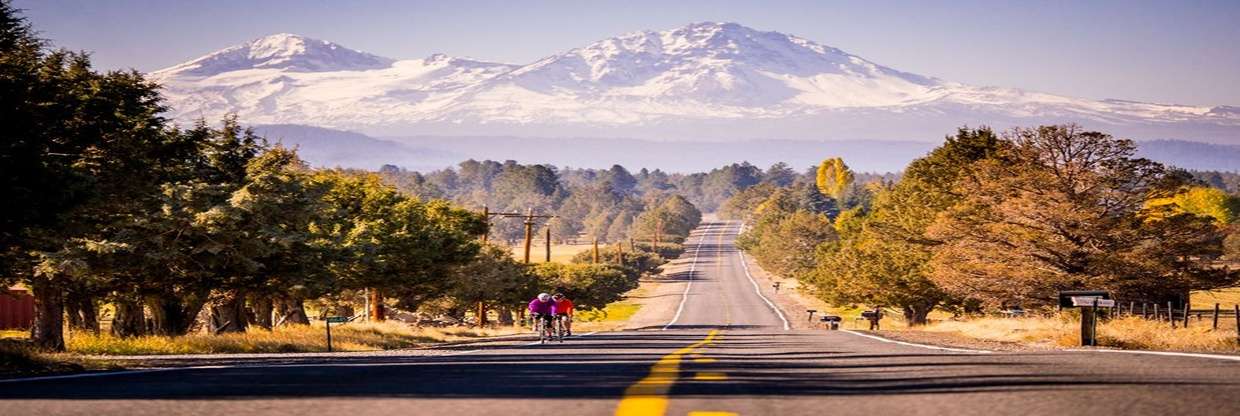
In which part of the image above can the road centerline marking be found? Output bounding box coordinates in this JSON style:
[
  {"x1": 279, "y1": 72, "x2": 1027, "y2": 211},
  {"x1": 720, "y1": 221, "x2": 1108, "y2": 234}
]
[{"x1": 614, "y1": 330, "x2": 719, "y2": 416}]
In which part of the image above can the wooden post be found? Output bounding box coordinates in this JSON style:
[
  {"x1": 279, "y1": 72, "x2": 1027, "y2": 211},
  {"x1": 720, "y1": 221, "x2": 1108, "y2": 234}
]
[
  {"x1": 1152, "y1": 303, "x2": 1158, "y2": 321},
  {"x1": 325, "y1": 319, "x2": 333, "y2": 352},
  {"x1": 653, "y1": 218, "x2": 661, "y2": 252},
  {"x1": 369, "y1": 288, "x2": 385, "y2": 321},
  {"x1": 1128, "y1": 301, "x2": 1134, "y2": 317},
  {"x1": 629, "y1": 238, "x2": 635, "y2": 252},
  {"x1": 592, "y1": 238, "x2": 600, "y2": 264},
  {"x1": 1234, "y1": 305, "x2": 1239, "y2": 343},
  {"x1": 1182, "y1": 302, "x2": 1190, "y2": 329},
  {"x1": 522, "y1": 208, "x2": 534, "y2": 264},
  {"x1": 481, "y1": 205, "x2": 490, "y2": 243},
  {"x1": 477, "y1": 301, "x2": 487, "y2": 328},
  {"x1": 1213, "y1": 303, "x2": 1220, "y2": 331},
  {"x1": 1168, "y1": 301, "x2": 1175, "y2": 328},
  {"x1": 616, "y1": 241, "x2": 624, "y2": 265},
  {"x1": 1142, "y1": 303, "x2": 1148, "y2": 319},
  {"x1": 544, "y1": 227, "x2": 551, "y2": 263}
]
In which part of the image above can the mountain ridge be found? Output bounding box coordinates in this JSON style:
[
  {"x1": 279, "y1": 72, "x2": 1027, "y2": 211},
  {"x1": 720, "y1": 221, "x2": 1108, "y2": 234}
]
[{"x1": 151, "y1": 22, "x2": 1240, "y2": 143}]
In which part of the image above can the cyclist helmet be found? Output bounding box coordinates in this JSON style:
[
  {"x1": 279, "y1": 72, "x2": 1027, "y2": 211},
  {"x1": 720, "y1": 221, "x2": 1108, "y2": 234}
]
[
  {"x1": 537, "y1": 293, "x2": 551, "y2": 302},
  {"x1": 552, "y1": 293, "x2": 564, "y2": 300}
]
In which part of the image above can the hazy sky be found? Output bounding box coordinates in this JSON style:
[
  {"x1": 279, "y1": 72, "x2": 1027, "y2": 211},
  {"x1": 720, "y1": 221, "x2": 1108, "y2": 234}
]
[{"x1": 13, "y1": 0, "x2": 1240, "y2": 106}]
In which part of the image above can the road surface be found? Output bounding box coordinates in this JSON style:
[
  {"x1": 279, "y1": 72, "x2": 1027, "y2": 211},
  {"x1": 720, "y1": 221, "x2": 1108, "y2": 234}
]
[{"x1": 2, "y1": 221, "x2": 1239, "y2": 415}]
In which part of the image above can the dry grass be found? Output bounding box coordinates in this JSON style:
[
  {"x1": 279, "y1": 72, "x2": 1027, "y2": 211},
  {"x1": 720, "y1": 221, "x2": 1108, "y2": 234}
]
[
  {"x1": 66, "y1": 322, "x2": 525, "y2": 355},
  {"x1": 509, "y1": 243, "x2": 592, "y2": 263},
  {"x1": 1192, "y1": 287, "x2": 1240, "y2": 307},
  {"x1": 1, "y1": 329, "x2": 28, "y2": 340},
  {"x1": 916, "y1": 314, "x2": 1240, "y2": 353}
]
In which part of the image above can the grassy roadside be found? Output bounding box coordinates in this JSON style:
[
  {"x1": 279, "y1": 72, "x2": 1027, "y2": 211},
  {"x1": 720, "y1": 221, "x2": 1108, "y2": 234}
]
[
  {"x1": 893, "y1": 315, "x2": 1240, "y2": 353},
  {"x1": 64, "y1": 322, "x2": 525, "y2": 355}
]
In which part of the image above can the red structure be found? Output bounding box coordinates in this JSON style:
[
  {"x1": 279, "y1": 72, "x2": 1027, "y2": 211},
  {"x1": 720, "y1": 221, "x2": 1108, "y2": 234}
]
[{"x1": 1, "y1": 287, "x2": 35, "y2": 330}]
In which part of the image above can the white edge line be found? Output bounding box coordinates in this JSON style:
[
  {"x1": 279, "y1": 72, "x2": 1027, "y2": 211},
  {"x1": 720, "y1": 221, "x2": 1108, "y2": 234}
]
[
  {"x1": 1064, "y1": 348, "x2": 1240, "y2": 362},
  {"x1": 736, "y1": 222, "x2": 791, "y2": 331},
  {"x1": 842, "y1": 330, "x2": 993, "y2": 354},
  {"x1": 662, "y1": 232, "x2": 704, "y2": 330}
]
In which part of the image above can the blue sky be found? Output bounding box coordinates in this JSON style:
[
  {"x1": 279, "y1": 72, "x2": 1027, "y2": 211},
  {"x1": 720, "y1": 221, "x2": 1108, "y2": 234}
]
[{"x1": 13, "y1": 0, "x2": 1240, "y2": 105}]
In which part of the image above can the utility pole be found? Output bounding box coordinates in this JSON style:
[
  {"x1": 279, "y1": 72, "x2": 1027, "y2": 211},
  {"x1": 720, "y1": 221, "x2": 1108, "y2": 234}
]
[
  {"x1": 545, "y1": 226, "x2": 552, "y2": 263},
  {"x1": 616, "y1": 241, "x2": 625, "y2": 265},
  {"x1": 481, "y1": 205, "x2": 490, "y2": 243},
  {"x1": 523, "y1": 208, "x2": 534, "y2": 263},
  {"x1": 593, "y1": 238, "x2": 600, "y2": 264},
  {"x1": 653, "y1": 217, "x2": 662, "y2": 252}
]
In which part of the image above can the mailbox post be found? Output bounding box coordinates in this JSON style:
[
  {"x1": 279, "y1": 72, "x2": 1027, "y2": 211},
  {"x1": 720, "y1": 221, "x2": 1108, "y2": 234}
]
[
  {"x1": 1059, "y1": 291, "x2": 1114, "y2": 346},
  {"x1": 325, "y1": 316, "x2": 349, "y2": 352}
]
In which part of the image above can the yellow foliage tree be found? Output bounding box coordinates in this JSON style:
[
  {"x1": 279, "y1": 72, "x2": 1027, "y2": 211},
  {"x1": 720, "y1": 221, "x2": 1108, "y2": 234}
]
[{"x1": 815, "y1": 157, "x2": 854, "y2": 200}]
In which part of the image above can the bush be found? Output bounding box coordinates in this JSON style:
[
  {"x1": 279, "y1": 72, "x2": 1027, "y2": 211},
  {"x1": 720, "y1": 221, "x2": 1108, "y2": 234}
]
[{"x1": 528, "y1": 263, "x2": 637, "y2": 310}]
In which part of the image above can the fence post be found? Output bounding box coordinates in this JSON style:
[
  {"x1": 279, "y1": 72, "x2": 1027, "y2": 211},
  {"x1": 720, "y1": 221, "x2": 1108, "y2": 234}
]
[
  {"x1": 1153, "y1": 303, "x2": 1159, "y2": 321},
  {"x1": 1213, "y1": 303, "x2": 1220, "y2": 331},
  {"x1": 1234, "y1": 305, "x2": 1239, "y2": 343},
  {"x1": 1182, "y1": 302, "x2": 1190, "y2": 328},
  {"x1": 1142, "y1": 303, "x2": 1148, "y2": 319},
  {"x1": 1168, "y1": 301, "x2": 1175, "y2": 328}
]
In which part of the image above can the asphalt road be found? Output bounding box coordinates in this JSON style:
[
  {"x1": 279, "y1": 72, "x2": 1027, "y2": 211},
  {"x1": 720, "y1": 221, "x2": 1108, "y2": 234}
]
[{"x1": 2, "y1": 221, "x2": 1239, "y2": 416}]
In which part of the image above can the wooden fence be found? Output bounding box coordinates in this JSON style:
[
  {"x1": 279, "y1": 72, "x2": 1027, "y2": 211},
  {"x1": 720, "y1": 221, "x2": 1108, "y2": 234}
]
[
  {"x1": 0, "y1": 288, "x2": 35, "y2": 330},
  {"x1": 1114, "y1": 301, "x2": 1239, "y2": 333}
]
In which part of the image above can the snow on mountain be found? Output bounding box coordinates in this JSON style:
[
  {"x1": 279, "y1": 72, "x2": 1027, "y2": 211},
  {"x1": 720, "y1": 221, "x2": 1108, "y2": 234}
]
[{"x1": 151, "y1": 23, "x2": 1240, "y2": 142}]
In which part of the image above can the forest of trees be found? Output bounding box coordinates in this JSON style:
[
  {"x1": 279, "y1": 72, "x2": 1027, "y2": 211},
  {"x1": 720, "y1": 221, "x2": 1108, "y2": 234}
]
[
  {"x1": 736, "y1": 126, "x2": 1240, "y2": 324},
  {"x1": 0, "y1": 5, "x2": 707, "y2": 351}
]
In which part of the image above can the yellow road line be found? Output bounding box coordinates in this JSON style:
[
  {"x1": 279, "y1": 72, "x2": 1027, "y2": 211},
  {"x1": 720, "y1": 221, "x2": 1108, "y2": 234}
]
[
  {"x1": 614, "y1": 330, "x2": 719, "y2": 416},
  {"x1": 692, "y1": 372, "x2": 728, "y2": 381},
  {"x1": 687, "y1": 412, "x2": 738, "y2": 416}
]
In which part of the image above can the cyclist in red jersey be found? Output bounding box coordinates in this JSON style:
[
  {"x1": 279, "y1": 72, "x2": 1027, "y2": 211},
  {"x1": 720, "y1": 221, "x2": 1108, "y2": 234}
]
[{"x1": 552, "y1": 293, "x2": 574, "y2": 336}]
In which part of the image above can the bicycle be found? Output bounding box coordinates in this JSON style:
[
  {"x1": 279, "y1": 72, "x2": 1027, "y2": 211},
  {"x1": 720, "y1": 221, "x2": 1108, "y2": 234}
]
[
  {"x1": 551, "y1": 314, "x2": 566, "y2": 343},
  {"x1": 532, "y1": 313, "x2": 557, "y2": 344}
]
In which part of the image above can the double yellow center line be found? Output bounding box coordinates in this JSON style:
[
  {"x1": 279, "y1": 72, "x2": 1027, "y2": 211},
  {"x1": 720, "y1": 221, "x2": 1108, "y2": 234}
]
[{"x1": 614, "y1": 330, "x2": 720, "y2": 416}]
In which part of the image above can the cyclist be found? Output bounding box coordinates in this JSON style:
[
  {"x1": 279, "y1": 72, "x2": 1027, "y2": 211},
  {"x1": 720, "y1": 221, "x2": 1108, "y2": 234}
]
[
  {"x1": 527, "y1": 292, "x2": 557, "y2": 336},
  {"x1": 552, "y1": 293, "x2": 574, "y2": 336}
]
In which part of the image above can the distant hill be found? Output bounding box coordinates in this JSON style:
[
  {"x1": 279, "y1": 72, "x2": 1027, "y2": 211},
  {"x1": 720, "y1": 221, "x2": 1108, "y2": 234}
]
[
  {"x1": 253, "y1": 124, "x2": 1238, "y2": 173},
  {"x1": 1135, "y1": 140, "x2": 1240, "y2": 172},
  {"x1": 252, "y1": 124, "x2": 461, "y2": 171}
]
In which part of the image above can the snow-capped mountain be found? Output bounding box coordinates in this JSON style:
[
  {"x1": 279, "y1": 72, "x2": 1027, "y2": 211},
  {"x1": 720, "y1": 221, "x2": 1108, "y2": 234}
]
[{"x1": 151, "y1": 23, "x2": 1240, "y2": 142}]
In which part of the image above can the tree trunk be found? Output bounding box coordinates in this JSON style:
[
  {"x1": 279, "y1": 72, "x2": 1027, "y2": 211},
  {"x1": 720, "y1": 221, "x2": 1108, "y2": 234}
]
[
  {"x1": 30, "y1": 283, "x2": 65, "y2": 351},
  {"x1": 902, "y1": 303, "x2": 934, "y2": 326},
  {"x1": 249, "y1": 295, "x2": 274, "y2": 330},
  {"x1": 273, "y1": 295, "x2": 310, "y2": 326},
  {"x1": 111, "y1": 297, "x2": 146, "y2": 338},
  {"x1": 368, "y1": 288, "x2": 386, "y2": 322},
  {"x1": 66, "y1": 291, "x2": 100, "y2": 334},
  {"x1": 205, "y1": 290, "x2": 248, "y2": 334},
  {"x1": 497, "y1": 306, "x2": 514, "y2": 326},
  {"x1": 146, "y1": 294, "x2": 203, "y2": 336}
]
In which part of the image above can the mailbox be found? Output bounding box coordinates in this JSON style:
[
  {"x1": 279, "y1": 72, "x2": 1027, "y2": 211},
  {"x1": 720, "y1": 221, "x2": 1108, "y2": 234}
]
[
  {"x1": 1058, "y1": 290, "x2": 1111, "y2": 308},
  {"x1": 820, "y1": 315, "x2": 842, "y2": 330}
]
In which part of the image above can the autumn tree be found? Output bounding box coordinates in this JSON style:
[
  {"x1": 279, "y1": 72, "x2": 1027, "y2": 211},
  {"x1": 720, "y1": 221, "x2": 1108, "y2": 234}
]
[
  {"x1": 927, "y1": 125, "x2": 1239, "y2": 307},
  {"x1": 816, "y1": 157, "x2": 854, "y2": 200}
]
